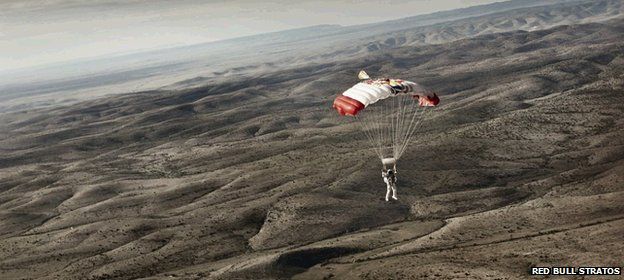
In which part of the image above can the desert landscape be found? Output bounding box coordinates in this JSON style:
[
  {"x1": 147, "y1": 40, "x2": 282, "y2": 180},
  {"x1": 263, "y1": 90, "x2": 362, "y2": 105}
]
[{"x1": 1, "y1": 0, "x2": 623, "y2": 279}]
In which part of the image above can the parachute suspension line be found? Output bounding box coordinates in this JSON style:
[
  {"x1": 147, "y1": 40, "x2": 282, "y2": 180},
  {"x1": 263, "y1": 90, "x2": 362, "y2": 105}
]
[
  {"x1": 393, "y1": 96, "x2": 420, "y2": 160},
  {"x1": 391, "y1": 95, "x2": 401, "y2": 159},
  {"x1": 372, "y1": 103, "x2": 384, "y2": 159},
  {"x1": 397, "y1": 105, "x2": 423, "y2": 159},
  {"x1": 364, "y1": 119, "x2": 379, "y2": 157},
  {"x1": 392, "y1": 94, "x2": 402, "y2": 160},
  {"x1": 372, "y1": 103, "x2": 385, "y2": 161},
  {"x1": 355, "y1": 115, "x2": 383, "y2": 160},
  {"x1": 394, "y1": 94, "x2": 411, "y2": 159},
  {"x1": 399, "y1": 108, "x2": 428, "y2": 157},
  {"x1": 390, "y1": 94, "x2": 398, "y2": 159},
  {"x1": 386, "y1": 98, "x2": 397, "y2": 160},
  {"x1": 384, "y1": 97, "x2": 393, "y2": 158},
  {"x1": 383, "y1": 99, "x2": 390, "y2": 158},
  {"x1": 376, "y1": 101, "x2": 384, "y2": 158},
  {"x1": 398, "y1": 106, "x2": 430, "y2": 158},
  {"x1": 365, "y1": 97, "x2": 394, "y2": 162},
  {"x1": 357, "y1": 116, "x2": 381, "y2": 160},
  {"x1": 394, "y1": 98, "x2": 418, "y2": 159},
  {"x1": 362, "y1": 108, "x2": 380, "y2": 159}
]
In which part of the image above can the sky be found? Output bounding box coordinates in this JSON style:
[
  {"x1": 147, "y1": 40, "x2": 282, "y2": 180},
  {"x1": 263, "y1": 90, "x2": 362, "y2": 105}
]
[{"x1": 1, "y1": 0, "x2": 503, "y2": 72}]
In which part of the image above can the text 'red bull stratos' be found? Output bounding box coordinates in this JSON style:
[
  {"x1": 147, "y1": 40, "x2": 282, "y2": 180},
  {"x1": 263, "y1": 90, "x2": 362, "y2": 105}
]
[{"x1": 333, "y1": 70, "x2": 439, "y2": 169}]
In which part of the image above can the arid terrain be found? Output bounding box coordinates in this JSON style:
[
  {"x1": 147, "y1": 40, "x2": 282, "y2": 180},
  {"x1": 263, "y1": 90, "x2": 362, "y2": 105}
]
[{"x1": 1, "y1": 1, "x2": 623, "y2": 279}]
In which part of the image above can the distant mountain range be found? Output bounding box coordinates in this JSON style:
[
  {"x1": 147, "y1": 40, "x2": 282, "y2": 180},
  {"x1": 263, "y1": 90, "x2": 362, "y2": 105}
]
[{"x1": 1, "y1": 0, "x2": 621, "y2": 112}]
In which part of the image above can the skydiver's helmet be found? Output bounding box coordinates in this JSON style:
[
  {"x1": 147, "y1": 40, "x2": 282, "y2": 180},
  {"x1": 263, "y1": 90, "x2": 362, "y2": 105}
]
[{"x1": 387, "y1": 169, "x2": 394, "y2": 175}]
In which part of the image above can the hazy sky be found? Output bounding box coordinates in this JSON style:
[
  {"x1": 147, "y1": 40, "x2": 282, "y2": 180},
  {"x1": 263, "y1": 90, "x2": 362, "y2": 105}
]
[{"x1": 1, "y1": 0, "x2": 502, "y2": 71}]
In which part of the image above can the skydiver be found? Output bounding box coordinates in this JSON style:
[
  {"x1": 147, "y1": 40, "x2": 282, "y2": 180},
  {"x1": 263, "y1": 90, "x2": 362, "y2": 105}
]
[{"x1": 382, "y1": 165, "x2": 398, "y2": 201}]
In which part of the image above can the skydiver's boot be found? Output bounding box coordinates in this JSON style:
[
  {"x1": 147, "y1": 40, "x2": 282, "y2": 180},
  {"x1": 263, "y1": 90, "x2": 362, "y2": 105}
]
[
  {"x1": 391, "y1": 184, "x2": 398, "y2": 200},
  {"x1": 385, "y1": 183, "x2": 391, "y2": 201}
]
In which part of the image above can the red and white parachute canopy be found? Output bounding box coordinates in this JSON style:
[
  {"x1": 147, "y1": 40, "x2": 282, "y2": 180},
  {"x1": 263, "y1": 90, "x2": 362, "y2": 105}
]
[
  {"x1": 332, "y1": 71, "x2": 440, "y2": 164},
  {"x1": 333, "y1": 77, "x2": 439, "y2": 116}
]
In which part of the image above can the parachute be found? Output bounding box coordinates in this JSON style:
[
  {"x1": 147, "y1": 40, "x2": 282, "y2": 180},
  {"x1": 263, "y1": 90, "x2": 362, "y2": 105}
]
[{"x1": 332, "y1": 70, "x2": 439, "y2": 166}]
